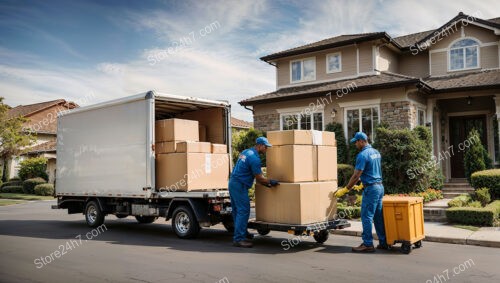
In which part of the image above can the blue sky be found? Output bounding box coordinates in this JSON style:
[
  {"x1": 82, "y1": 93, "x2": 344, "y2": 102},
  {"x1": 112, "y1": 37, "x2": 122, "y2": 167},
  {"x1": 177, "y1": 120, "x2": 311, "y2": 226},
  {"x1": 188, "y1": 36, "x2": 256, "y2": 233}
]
[{"x1": 1, "y1": 0, "x2": 499, "y2": 121}]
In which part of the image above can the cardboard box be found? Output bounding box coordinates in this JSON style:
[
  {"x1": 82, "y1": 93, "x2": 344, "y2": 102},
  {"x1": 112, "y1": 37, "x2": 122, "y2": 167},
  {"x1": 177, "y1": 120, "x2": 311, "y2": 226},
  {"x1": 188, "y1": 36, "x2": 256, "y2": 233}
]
[
  {"x1": 156, "y1": 153, "x2": 229, "y2": 191},
  {"x1": 176, "y1": 141, "x2": 211, "y2": 153},
  {"x1": 156, "y1": 141, "x2": 177, "y2": 154},
  {"x1": 177, "y1": 108, "x2": 225, "y2": 144},
  {"x1": 267, "y1": 130, "x2": 336, "y2": 146},
  {"x1": 255, "y1": 181, "x2": 338, "y2": 225},
  {"x1": 155, "y1": 118, "x2": 199, "y2": 142},
  {"x1": 211, "y1": 144, "x2": 227, "y2": 154},
  {"x1": 266, "y1": 145, "x2": 337, "y2": 182},
  {"x1": 199, "y1": 125, "x2": 207, "y2": 142}
]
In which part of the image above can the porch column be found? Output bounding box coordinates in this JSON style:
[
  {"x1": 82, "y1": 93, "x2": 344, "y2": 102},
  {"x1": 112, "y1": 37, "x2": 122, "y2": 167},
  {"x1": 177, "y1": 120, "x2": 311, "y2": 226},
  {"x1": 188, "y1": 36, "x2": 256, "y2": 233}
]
[
  {"x1": 427, "y1": 98, "x2": 437, "y2": 156},
  {"x1": 495, "y1": 95, "x2": 500, "y2": 164}
]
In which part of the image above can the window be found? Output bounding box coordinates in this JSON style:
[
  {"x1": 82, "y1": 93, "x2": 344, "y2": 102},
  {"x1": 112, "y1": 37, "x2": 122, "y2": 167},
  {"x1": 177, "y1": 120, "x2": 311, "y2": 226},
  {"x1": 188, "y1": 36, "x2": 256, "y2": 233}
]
[
  {"x1": 280, "y1": 112, "x2": 323, "y2": 130},
  {"x1": 417, "y1": 109, "x2": 426, "y2": 126},
  {"x1": 346, "y1": 107, "x2": 379, "y2": 142},
  {"x1": 449, "y1": 39, "x2": 479, "y2": 71},
  {"x1": 326, "y1": 52, "x2": 341, "y2": 73},
  {"x1": 290, "y1": 58, "x2": 316, "y2": 83}
]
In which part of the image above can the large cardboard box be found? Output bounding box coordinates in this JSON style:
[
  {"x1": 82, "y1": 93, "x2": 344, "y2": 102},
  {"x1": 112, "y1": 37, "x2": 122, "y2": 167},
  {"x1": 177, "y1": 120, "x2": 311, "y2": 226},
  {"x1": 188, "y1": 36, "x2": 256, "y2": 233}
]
[
  {"x1": 156, "y1": 141, "x2": 177, "y2": 154},
  {"x1": 177, "y1": 108, "x2": 225, "y2": 144},
  {"x1": 267, "y1": 130, "x2": 336, "y2": 146},
  {"x1": 267, "y1": 145, "x2": 337, "y2": 182},
  {"x1": 176, "y1": 141, "x2": 211, "y2": 153},
  {"x1": 155, "y1": 118, "x2": 199, "y2": 142},
  {"x1": 156, "y1": 153, "x2": 229, "y2": 191},
  {"x1": 255, "y1": 181, "x2": 338, "y2": 224},
  {"x1": 211, "y1": 144, "x2": 227, "y2": 154}
]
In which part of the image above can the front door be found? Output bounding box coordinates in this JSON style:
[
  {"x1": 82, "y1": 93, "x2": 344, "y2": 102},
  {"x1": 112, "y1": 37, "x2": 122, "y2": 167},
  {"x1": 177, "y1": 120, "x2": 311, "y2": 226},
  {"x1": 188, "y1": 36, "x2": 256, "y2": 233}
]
[{"x1": 449, "y1": 115, "x2": 487, "y2": 178}]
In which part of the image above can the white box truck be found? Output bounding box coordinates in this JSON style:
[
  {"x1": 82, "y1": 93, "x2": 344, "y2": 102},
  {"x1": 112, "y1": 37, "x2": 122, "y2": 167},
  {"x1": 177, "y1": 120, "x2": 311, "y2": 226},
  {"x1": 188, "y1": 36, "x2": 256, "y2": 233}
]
[{"x1": 52, "y1": 91, "x2": 234, "y2": 238}]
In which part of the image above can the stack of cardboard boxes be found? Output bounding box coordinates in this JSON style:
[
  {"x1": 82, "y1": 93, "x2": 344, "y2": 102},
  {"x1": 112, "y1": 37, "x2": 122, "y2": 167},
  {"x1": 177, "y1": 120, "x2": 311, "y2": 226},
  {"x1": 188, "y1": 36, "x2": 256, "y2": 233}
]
[
  {"x1": 155, "y1": 118, "x2": 229, "y2": 191},
  {"x1": 255, "y1": 130, "x2": 338, "y2": 225}
]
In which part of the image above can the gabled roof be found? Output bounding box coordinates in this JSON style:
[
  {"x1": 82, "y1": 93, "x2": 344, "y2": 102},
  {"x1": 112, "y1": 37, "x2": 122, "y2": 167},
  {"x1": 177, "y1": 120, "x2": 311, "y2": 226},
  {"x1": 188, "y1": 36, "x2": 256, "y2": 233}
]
[
  {"x1": 260, "y1": 32, "x2": 395, "y2": 62},
  {"x1": 240, "y1": 72, "x2": 427, "y2": 106},
  {"x1": 231, "y1": 117, "x2": 253, "y2": 129},
  {"x1": 425, "y1": 69, "x2": 500, "y2": 93},
  {"x1": 260, "y1": 12, "x2": 500, "y2": 62},
  {"x1": 7, "y1": 99, "x2": 77, "y2": 119},
  {"x1": 23, "y1": 140, "x2": 57, "y2": 155}
]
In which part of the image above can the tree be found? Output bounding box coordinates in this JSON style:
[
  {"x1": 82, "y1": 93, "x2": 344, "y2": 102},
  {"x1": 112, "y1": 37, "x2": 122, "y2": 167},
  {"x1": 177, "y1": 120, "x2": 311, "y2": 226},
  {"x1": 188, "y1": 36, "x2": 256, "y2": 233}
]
[
  {"x1": 464, "y1": 128, "x2": 493, "y2": 183},
  {"x1": 231, "y1": 128, "x2": 266, "y2": 165},
  {"x1": 0, "y1": 97, "x2": 35, "y2": 181},
  {"x1": 325, "y1": 122, "x2": 348, "y2": 164}
]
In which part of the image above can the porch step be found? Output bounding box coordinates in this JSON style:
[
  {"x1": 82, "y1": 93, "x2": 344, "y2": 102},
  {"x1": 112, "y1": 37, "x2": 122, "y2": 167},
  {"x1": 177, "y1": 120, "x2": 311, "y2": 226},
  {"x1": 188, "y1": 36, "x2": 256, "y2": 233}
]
[
  {"x1": 442, "y1": 182, "x2": 474, "y2": 199},
  {"x1": 443, "y1": 192, "x2": 469, "y2": 198},
  {"x1": 423, "y1": 199, "x2": 451, "y2": 222}
]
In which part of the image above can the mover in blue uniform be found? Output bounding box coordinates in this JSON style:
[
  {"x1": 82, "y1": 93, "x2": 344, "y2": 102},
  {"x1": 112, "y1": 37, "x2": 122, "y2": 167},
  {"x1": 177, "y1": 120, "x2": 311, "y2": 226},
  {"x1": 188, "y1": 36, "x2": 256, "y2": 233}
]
[
  {"x1": 229, "y1": 137, "x2": 279, "y2": 248},
  {"x1": 345, "y1": 132, "x2": 388, "y2": 252}
]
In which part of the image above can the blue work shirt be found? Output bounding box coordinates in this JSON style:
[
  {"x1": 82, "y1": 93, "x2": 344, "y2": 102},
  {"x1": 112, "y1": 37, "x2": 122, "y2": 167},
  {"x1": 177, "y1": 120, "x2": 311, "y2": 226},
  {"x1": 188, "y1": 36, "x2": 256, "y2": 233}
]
[
  {"x1": 355, "y1": 144, "x2": 383, "y2": 186},
  {"x1": 230, "y1": 147, "x2": 263, "y2": 188}
]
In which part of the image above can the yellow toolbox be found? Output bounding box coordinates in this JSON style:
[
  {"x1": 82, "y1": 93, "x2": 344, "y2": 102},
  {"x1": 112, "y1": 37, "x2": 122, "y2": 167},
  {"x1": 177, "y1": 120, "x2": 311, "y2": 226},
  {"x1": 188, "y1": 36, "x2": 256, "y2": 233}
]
[{"x1": 382, "y1": 196, "x2": 425, "y2": 254}]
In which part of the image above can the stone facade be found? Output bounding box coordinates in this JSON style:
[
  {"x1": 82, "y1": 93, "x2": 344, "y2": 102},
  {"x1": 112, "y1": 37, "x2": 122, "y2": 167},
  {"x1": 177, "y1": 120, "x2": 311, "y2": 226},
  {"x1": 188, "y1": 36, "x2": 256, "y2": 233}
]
[
  {"x1": 254, "y1": 113, "x2": 280, "y2": 132},
  {"x1": 380, "y1": 101, "x2": 412, "y2": 129}
]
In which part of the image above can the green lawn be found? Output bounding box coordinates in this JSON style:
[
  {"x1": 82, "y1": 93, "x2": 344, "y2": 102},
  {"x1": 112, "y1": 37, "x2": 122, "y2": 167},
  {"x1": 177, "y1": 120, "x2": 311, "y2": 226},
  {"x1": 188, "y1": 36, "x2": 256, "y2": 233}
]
[
  {"x1": 452, "y1": 225, "x2": 481, "y2": 232},
  {"x1": 0, "y1": 193, "x2": 54, "y2": 201},
  {"x1": 0, "y1": 199, "x2": 26, "y2": 206}
]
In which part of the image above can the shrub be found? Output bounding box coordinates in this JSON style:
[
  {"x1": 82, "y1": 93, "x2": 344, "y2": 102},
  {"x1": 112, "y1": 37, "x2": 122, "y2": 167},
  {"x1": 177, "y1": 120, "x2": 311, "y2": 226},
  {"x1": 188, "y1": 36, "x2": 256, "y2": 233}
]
[
  {"x1": 473, "y1": 188, "x2": 491, "y2": 207},
  {"x1": 388, "y1": 188, "x2": 443, "y2": 203},
  {"x1": 464, "y1": 129, "x2": 492, "y2": 183},
  {"x1": 373, "y1": 126, "x2": 442, "y2": 194},
  {"x1": 337, "y1": 206, "x2": 361, "y2": 219},
  {"x1": 471, "y1": 169, "x2": 500, "y2": 200},
  {"x1": 9, "y1": 177, "x2": 21, "y2": 181},
  {"x1": 486, "y1": 200, "x2": 500, "y2": 217},
  {"x1": 448, "y1": 194, "x2": 472, "y2": 207},
  {"x1": 34, "y1": 183, "x2": 54, "y2": 196},
  {"x1": 468, "y1": 201, "x2": 482, "y2": 208},
  {"x1": 337, "y1": 164, "x2": 354, "y2": 187},
  {"x1": 2, "y1": 185, "x2": 24, "y2": 193},
  {"x1": 1, "y1": 180, "x2": 22, "y2": 188},
  {"x1": 18, "y1": 157, "x2": 48, "y2": 181},
  {"x1": 446, "y1": 207, "x2": 495, "y2": 226},
  {"x1": 22, "y1": 177, "x2": 47, "y2": 194},
  {"x1": 325, "y1": 122, "x2": 348, "y2": 164}
]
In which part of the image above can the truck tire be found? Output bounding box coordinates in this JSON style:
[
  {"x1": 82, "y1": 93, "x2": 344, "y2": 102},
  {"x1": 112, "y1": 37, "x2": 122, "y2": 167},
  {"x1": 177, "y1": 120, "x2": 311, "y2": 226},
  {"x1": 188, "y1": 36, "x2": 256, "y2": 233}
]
[
  {"x1": 172, "y1": 205, "x2": 200, "y2": 239},
  {"x1": 135, "y1": 216, "x2": 157, "y2": 224},
  {"x1": 85, "y1": 201, "x2": 105, "y2": 228}
]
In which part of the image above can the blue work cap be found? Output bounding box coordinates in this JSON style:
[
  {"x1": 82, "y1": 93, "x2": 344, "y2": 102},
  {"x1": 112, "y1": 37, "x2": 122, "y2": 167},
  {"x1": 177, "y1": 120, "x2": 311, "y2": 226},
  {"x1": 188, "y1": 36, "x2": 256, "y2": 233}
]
[
  {"x1": 350, "y1": 132, "x2": 368, "y2": 143},
  {"x1": 256, "y1": 137, "x2": 272, "y2": 147}
]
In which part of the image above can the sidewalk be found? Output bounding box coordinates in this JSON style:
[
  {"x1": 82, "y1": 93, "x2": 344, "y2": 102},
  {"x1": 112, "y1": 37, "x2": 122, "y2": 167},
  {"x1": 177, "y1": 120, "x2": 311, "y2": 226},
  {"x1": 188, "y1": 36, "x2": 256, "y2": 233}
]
[{"x1": 331, "y1": 220, "x2": 500, "y2": 248}]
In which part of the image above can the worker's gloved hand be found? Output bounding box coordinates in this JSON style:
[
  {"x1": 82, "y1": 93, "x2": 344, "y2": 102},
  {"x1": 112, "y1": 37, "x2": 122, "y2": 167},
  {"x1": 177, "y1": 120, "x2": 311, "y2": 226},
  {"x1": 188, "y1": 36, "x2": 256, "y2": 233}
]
[
  {"x1": 335, "y1": 187, "x2": 349, "y2": 198},
  {"x1": 268, "y1": 179, "x2": 280, "y2": 187},
  {"x1": 353, "y1": 183, "x2": 364, "y2": 192}
]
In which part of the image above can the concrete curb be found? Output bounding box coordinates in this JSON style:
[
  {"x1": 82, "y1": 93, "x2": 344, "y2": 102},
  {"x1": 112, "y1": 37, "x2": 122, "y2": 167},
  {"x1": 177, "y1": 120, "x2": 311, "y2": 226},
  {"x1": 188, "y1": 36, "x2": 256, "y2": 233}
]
[{"x1": 331, "y1": 228, "x2": 499, "y2": 248}]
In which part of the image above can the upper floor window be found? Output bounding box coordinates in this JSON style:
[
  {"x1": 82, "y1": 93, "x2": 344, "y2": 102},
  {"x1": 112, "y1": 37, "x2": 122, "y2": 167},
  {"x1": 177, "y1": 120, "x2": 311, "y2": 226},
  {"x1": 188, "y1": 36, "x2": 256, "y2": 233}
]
[
  {"x1": 326, "y1": 52, "x2": 342, "y2": 73},
  {"x1": 449, "y1": 39, "x2": 480, "y2": 71},
  {"x1": 290, "y1": 57, "x2": 316, "y2": 83}
]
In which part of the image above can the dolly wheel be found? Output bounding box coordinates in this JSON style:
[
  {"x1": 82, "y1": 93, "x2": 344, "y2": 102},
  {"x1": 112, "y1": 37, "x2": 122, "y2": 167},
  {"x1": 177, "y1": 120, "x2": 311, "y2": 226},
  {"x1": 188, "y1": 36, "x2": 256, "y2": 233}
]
[
  {"x1": 414, "y1": 240, "x2": 422, "y2": 249},
  {"x1": 401, "y1": 242, "x2": 412, "y2": 254},
  {"x1": 313, "y1": 230, "x2": 329, "y2": 244},
  {"x1": 257, "y1": 228, "x2": 270, "y2": 236}
]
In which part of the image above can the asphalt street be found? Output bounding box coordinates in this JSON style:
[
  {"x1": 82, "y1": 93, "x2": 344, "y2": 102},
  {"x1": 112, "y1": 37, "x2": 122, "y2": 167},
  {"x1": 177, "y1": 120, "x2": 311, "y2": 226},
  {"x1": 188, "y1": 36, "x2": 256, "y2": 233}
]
[{"x1": 0, "y1": 200, "x2": 499, "y2": 283}]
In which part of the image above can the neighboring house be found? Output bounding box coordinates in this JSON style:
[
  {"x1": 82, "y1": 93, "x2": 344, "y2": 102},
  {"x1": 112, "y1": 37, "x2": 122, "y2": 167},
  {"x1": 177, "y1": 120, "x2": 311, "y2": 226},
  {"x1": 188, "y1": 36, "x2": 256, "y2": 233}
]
[
  {"x1": 3, "y1": 99, "x2": 78, "y2": 183},
  {"x1": 240, "y1": 12, "x2": 500, "y2": 182},
  {"x1": 231, "y1": 117, "x2": 253, "y2": 132}
]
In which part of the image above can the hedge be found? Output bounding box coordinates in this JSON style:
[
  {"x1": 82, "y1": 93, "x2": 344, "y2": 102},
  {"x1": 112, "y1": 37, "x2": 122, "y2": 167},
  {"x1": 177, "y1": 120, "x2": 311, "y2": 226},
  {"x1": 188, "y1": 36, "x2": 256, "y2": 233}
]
[
  {"x1": 22, "y1": 177, "x2": 47, "y2": 194},
  {"x1": 471, "y1": 169, "x2": 500, "y2": 200},
  {"x1": 34, "y1": 183, "x2": 54, "y2": 196},
  {"x1": 446, "y1": 200, "x2": 500, "y2": 226},
  {"x1": 337, "y1": 205, "x2": 361, "y2": 219},
  {"x1": 448, "y1": 194, "x2": 472, "y2": 207},
  {"x1": 1, "y1": 180, "x2": 23, "y2": 189},
  {"x1": 338, "y1": 164, "x2": 354, "y2": 187},
  {"x1": 325, "y1": 122, "x2": 348, "y2": 164},
  {"x1": 2, "y1": 185, "x2": 24, "y2": 194}
]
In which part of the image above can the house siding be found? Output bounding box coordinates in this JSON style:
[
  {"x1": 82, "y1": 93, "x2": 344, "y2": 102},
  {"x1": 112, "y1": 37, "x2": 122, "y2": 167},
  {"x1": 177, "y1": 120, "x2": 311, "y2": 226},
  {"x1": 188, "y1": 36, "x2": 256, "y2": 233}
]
[
  {"x1": 399, "y1": 52, "x2": 429, "y2": 78},
  {"x1": 378, "y1": 46, "x2": 398, "y2": 73},
  {"x1": 481, "y1": 45, "x2": 499, "y2": 69},
  {"x1": 358, "y1": 43, "x2": 373, "y2": 73}
]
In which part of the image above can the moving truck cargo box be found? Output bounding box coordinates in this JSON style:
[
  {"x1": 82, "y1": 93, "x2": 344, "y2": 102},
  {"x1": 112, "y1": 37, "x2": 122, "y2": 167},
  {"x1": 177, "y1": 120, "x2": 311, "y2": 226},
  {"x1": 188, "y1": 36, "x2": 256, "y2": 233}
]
[
  {"x1": 156, "y1": 153, "x2": 229, "y2": 191},
  {"x1": 176, "y1": 141, "x2": 211, "y2": 153},
  {"x1": 199, "y1": 125, "x2": 207, "y2": 142},
  {"x1": 267, "y1": 145, "x2": 337, "y2": 182},
  {"x1": 267, "y1": 130, "x2": 336, "y2": 146},
  {"x1": 255, "y1": 182, "x2": 337, "y2": 224},
  {"x1": 155, "y1": 118, "x2": 199, "y2": 142},
  {"x1": 211, "y1": 144, "x2": 227, "y2": 154}
]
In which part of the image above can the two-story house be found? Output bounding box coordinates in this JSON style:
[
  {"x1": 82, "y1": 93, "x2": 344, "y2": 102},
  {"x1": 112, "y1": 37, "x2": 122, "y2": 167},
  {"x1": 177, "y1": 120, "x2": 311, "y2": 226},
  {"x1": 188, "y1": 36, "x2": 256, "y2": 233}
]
[
  {"x1": 240, "y1": 12, "x2": 500, "y2": 183},
  {"x1": 2, "y1": 99, "x2": 78, "y2": 183}
]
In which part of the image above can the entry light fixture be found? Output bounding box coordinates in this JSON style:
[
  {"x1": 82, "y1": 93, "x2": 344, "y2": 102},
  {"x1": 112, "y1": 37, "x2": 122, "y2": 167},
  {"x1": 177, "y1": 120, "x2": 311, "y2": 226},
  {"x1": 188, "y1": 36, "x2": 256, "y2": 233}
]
[{"x1": 466, "y1": 96, "x2": 473, "y2": 105}]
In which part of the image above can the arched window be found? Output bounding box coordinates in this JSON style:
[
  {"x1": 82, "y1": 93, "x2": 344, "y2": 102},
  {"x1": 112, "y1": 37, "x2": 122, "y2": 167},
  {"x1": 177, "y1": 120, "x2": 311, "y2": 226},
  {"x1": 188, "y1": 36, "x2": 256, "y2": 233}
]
[{"x1": 449, "y1": 38, "x2": 480, "y2": 71}]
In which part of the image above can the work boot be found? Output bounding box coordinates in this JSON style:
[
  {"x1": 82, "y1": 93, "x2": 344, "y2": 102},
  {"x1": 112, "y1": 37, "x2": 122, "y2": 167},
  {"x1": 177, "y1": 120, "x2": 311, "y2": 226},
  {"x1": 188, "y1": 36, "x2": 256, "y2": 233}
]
[
  {"x1": 376, "y1": 243, "x2": 389, "y2": 250},
  {"x1": 246, "y1": 232, "x2": 254, "y2": 240},
  {"x1": 233, "y1": 240, "x2": 253, "y2": 248},
  {"x1": 352, "y1": 243, "x2": 375, "y2": 253}
]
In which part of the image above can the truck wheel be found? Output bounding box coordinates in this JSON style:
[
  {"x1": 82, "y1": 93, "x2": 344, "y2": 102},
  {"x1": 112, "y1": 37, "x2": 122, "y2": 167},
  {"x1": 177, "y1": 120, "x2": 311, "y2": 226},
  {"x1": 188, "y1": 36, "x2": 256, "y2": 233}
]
[
  {"x1": 313, "y1": 230, "x2": 329, "y2": 244},
  {"x1": 85, "y1": 201, "x2": 104, "y2": 228},
  {"x1": 172, "y1": 205, "x2": 200, "y2": 239},
  {"x1": 135, "y1": 216, "x2": 157, "y2": 224}
]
